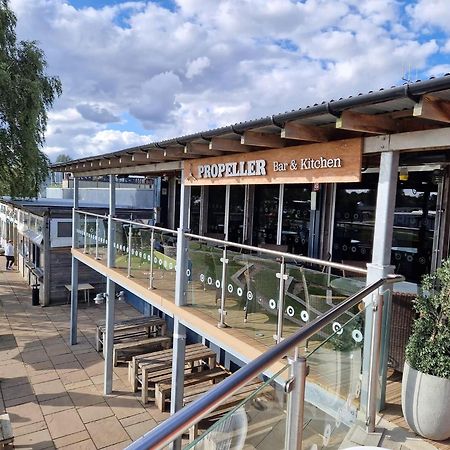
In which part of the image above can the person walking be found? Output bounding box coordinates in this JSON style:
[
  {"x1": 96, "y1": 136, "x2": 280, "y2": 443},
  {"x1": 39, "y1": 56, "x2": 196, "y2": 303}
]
[{"x1": 5, "y1": 240, "x2": 14, "y2": 270}]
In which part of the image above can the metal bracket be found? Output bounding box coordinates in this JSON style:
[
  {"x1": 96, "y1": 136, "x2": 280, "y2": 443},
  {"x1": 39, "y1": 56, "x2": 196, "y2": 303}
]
[
  {"x1": 220, "y1": 257, "x2": 229, "y2": 264},
  {"x1": 284, "y1": 376, "x2": 295, "y2": 393}
]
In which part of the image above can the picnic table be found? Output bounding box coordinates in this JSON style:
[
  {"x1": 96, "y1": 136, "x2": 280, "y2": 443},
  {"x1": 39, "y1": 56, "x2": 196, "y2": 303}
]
[
  {"x1": 128, "y1": 343, "x2": 218, "y2": 404},
  {"x1": 96, "y1": 315, "x2": 167, "y2": 353}
]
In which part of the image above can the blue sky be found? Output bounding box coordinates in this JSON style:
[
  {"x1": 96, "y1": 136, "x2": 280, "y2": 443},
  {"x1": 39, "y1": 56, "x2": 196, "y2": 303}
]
[{"x1": 9, "y1": 0, "x2": 450, "y2": 160}]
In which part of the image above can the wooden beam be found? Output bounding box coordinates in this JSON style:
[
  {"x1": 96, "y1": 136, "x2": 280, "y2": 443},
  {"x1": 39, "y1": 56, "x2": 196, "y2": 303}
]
[
  {"x1": 413, "y1": 95, "x2": 450, "y2": 123},
  {"x1": 209, "y1": 137, "x2": 254, "y2": 153},
  {"x1": 281, "y1": 122, "x2": 332, "y2": 142},
  {"x1": 184, "y1": 143, "x2": 223, "y2": 156},
  {"x1": 336, "y1": 110, "x2": 398, "y2": 134},
  {"x1": 241, "y1": 130, "x2": 285, "y2": 148},
  {"x1": 158, "y1": 147, "x2": 196, "y2": 159}
]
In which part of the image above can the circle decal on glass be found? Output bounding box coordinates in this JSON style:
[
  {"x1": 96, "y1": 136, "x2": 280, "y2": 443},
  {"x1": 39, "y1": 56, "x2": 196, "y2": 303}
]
[
  {"x1": 352, "y1": 329, "x2": 363, "y2": 343},
  {"x1": 227, "y1": 284, "x2": 233, "y2": 293},
  {"x1": 186, "y1": 269, "x2": 191, "y2": 277},
  {"x1": 269, "y1": 299, "x2": 277, "y2": 310},
  {"x1": 154, "y1": 256, "x2": 158, "y2": 263},
  {"x1": 147, "y1": 255, "x2": 151, "y2": 261},
  {"x1": 407, "y1": 254, "x2": 413, "y2": 262},
  {"x1": 207, "y1": 277, "x2": 213, "y2": 285},
  {"x1": 332, "y1": 322, "x2": 343, "y2": 335},
  {"x1": 300, "y1": 310, "x2": 309, "y2": 322},
  {"x1": 200, "y1": 274, "x2": 205, "y2": 282},
  {"x1": 342, "y1": 244, "x2": 348, "y2": 251},
  {"x1": 286, "y1": 305, "x2": 295, "y2": 317},
  {"x1": 158, "y1": 259, "x2": 162, "y2": 265},
  {"x1": 169, "y1": 263, "x2": 173, "y2": 270},
  {"x1": 215, "y1": 280, "x2": 221, "y2": 288},
  {"x1": 237, "y1": 287, "x2": 243, "y2": 297},
  {"x1": 247, "y1": 291, "x2": 253, "y2": 301}
]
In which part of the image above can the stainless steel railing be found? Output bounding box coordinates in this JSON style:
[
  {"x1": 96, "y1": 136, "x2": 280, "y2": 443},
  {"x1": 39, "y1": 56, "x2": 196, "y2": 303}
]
[{"x1": 125, "y1": 273, "x2": 403, "y2": 450}]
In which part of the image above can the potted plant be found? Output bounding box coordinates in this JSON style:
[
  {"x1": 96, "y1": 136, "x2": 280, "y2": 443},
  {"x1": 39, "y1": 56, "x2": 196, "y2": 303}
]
[{"x1": 402, "y1": 259, "x2": 450, "y2": 441}]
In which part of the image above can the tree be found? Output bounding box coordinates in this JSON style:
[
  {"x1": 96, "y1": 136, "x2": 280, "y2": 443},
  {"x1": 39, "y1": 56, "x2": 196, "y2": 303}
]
[
  {"x1": 55, "y1": 154, "x2": 71, "y2": 164},
  {"x1": 0, "y1": 0, "x2": 62, "y2": 198}
]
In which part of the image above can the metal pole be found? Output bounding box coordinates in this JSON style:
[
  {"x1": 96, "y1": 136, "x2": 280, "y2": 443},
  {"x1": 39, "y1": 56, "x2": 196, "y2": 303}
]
[
  {"x1": 83, "y1": 214, "x2": 87, "y2": 253},
  {"x1": 104, "y1": 175, "x2": 116, "y2": 395},
  {"x1": 170, "y1": 170, "x2": 190, "y2": 450},
  {"x1": 366, "y1": 291, "x2": 384, "y2": 432},
  {"x1": 148, "y1": 228, "x2": 155, "y2": 289},
  {"x1": 218, "y1": 246, "x2": 228, "y2": 328},
  {"x1": 275, "y1": 257, "x2": 287, "y2": 343},
  {"x1": 285, "y1": 357, "x2": 308, "y2": 450},
  {"x1": 127, "y1": 224, "x2": 133, "y2": 278},
  {"x1": 70, "y1": 177, "x2": 79, "y2": 346},
  {"x1": 277, "y1": 184, "x2": 284, "y2": 245},
  {"x1": 95, "y1": 217, "x2": 100, "y2": 260}
]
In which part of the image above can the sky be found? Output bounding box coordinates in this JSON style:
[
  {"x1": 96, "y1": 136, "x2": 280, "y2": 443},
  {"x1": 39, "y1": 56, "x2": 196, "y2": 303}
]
[{"x1": 8, "y1": 0, "x2": 450, "y2": 162}]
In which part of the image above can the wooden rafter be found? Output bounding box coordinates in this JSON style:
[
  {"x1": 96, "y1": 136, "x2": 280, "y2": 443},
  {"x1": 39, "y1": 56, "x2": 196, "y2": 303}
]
[
  {"x1": 209, "y1": 137, "x2": 254, "y2": 152},
  {"x1": 241, "y1": 130, "x2": 285, "y2": 148},
  {"x1": 336, "y1": 110, "x2": 398, "y2": 134},
  {"x1": 281, "y1": 122, "x2": 332, "y2": 142},
  {"x1": 413, "y1": 95, "x2": 450, "y2": 123},
  {"x1": 184, "y1": 143, "x2": 223, "y2": 156}
]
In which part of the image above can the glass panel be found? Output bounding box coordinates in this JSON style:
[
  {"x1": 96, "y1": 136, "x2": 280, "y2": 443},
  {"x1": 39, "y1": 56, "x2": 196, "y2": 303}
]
[
  {"x1": 207, "y1": 186, "x2": 226, "y2": 236},
  {"x1": 190, "y1": 186, "x2": 201, "y2": 235},
  {"x1": 113, "y1": 221, "x2": 129, "y2": 270},
  {"x1": 281, "y1": 263, "x2": 365, "y2": 340},
  {"x1": 74, "y1": 212, "x2": 84, "y2": 248},
  {"x1": 253, "y1": 185, "x2": 279, "y2": 246},
  {"x1": 282, "y1": 184, "x2": 311, "y2": 255},
  {"x1": 149, "y1": 229, "x2": 177, "y2": 295},
  {"x1": 186, "y1": 363, "x2": 290, "y2": 450},
  {"x1": 228, "y1": 186, "x2": 245, "y2": 243},
  {"x1": 97, "y1": 218, "x2": 108, "y2": 260},
  {"x1": 301, "y1": 308, "x2": 366, "y2": 449}
]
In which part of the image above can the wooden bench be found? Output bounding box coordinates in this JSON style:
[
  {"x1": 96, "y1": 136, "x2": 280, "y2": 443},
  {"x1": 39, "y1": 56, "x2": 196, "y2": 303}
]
[
  {"x1": 96, "y1": 316, "x2": 167, "y2": 353},
  {"x1": 185, "y1": 380, "x2": 264, "y2": 441},
  {"x1": 140, "y1": 346, "x2": 217, "y2": 404},
  {"x1": 155, "y1": 367, "x2": 229, "y2": 411},
  {"x1": 0, "y1": 414, "x2": 13, "y2": 448},
  {"x1": 128, "y1": 343, "x2": 206, "y2": 391},
  {"x1": 113, "y1": 335, "x2": 171, "y2": 366}
]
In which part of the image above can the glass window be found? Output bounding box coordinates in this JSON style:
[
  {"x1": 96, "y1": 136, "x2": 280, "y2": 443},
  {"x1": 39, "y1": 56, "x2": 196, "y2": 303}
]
[
  {"x1": 282, "y1": 184, "x2": 311, "y2": 255},
  {"x1": 207, "y1": 186, "x2": 226, "y2": 236},
  {"x1": 253, "y1": 185, "x2": 279, "y2": 245},
  {"x1": 190, "y1": 186, "x2": 201, "y2": 234},
  {"x1": 228, "y1": 186, "x2": 245, "y2": 243},
  {"x1": 57, "y1": 222, "x2": 72, "y2": 238},
  {"x1": 333, "y1": 171, "x2": 439, "y2": 284}
]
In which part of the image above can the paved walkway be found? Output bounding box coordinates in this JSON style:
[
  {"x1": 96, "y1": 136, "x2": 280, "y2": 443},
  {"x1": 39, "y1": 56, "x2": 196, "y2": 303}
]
[{"x1": 0, "y1": 269, "x2": 169, "y2": 450}]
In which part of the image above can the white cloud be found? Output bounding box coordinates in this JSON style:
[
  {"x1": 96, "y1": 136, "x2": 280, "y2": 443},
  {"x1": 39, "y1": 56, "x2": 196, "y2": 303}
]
[
  {"x1": 6, "y1": 0, "x2": 450, "y2": 161},
  {"x1": 186, "y1": 57, "x2": 210, "y2": 79}
]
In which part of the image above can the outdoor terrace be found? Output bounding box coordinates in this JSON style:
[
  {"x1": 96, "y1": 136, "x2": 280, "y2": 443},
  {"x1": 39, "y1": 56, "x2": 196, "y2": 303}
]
[{"x1": 1, "y1": 269, "x2": 449, "y2": 449}]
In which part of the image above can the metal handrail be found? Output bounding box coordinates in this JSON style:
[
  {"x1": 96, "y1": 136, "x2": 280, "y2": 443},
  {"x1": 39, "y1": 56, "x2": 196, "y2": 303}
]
[
  {"x1": 186, "y1": 232, "x2": 367, "y2": 274},
  {"x1": 125, "y1": 273, "x2": 404, "y2": 450},
  {"x1": 74, "y1": 209, "x2": 107, "y2": 219}
]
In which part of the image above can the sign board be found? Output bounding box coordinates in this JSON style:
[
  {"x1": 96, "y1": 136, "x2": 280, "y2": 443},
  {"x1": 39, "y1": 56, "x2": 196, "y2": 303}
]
[{"x1": 184, "y1": 138, "x2": 362, "y2": 186}]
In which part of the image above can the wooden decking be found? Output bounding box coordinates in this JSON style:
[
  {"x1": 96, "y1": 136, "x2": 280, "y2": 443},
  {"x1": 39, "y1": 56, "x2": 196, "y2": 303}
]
[{"x1": 383, "y1": 370, "x2": 450, "y2": 450}]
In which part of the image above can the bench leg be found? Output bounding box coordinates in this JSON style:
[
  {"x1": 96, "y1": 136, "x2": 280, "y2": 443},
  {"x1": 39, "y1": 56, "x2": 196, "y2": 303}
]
[
  {"x1": 189, "y1": 423, "x2": 198, "y2": 442},
  {"x1": 155, "y1": 387, "x2": 165, "y2": 412},
  {"x1": 95, "y1": 328, "x2": 102, "y2": 352},
  {"x1": 141, "y1": 368, "x2": 149, "y2": 404},
  {"x1": 113, "y1": 347, "x2": 117, "y2": 367}
]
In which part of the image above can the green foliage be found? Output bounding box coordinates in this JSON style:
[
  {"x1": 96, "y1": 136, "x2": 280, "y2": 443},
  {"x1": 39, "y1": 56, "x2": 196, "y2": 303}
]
[
  {"x1": 0, "y1": 0, "x2": 62, "y2": 197},
  {"x1": 55, "y1": 154, "x2": 71, "y2": 163},
  {"x1": 405, "y1": 259, "x2": 450, "y2": 379}
]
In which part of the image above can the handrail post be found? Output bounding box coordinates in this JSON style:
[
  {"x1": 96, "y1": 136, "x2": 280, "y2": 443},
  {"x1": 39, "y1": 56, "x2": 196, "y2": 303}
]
[
  {"x1": 285, "y1": 356, "x2": 308, "y2": 450},
  {"x1": 275, "y1": 257, "x2": 288, "y2": 343},
  {"x1": 148, "y1": 228, "x2": 155, "y2": 289},
  {"x1": 83, "y1": 214, "x2": 87, "y2": 253},
  {"x1": 95, "y1": 217, "x2": 100, "y2": 260},
  {"x1": 218, "y1": 246, "x2": 228, "y2": 328},
  {"x1": 366, "y1": 291, "x2": 384, "y2": 432},
  {"x1": 127, "y1": 224, "x2": 133, "y2": 278}
]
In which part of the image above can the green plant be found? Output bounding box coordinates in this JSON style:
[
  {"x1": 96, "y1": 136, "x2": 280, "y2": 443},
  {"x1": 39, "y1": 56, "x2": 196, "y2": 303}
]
[{"x1": 405, "y1": 259, "x2": 450, "y2": 379}]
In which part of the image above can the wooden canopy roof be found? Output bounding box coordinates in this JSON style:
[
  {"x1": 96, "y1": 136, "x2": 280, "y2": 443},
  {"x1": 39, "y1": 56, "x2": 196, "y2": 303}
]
[{"x1": 51, "y1": 75, "x2": 450, "y2": 177}]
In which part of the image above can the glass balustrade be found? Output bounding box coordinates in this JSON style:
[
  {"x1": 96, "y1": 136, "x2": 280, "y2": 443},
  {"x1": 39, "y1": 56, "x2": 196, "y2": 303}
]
[
  {"x1": 186, "y1": 363, "x2": 290, "y2": 450},
  {"x1": 301, "y1": 307, "x2": 366, "y2": 449},
  {"x1": 113, "y1": 220, "x2": 130, "y2": 271}
]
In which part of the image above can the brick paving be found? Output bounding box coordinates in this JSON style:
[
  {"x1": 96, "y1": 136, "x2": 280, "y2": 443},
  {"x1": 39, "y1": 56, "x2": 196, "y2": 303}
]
[{"x1": 0, "y1": 269, "x2": 169, "y2": 449}]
